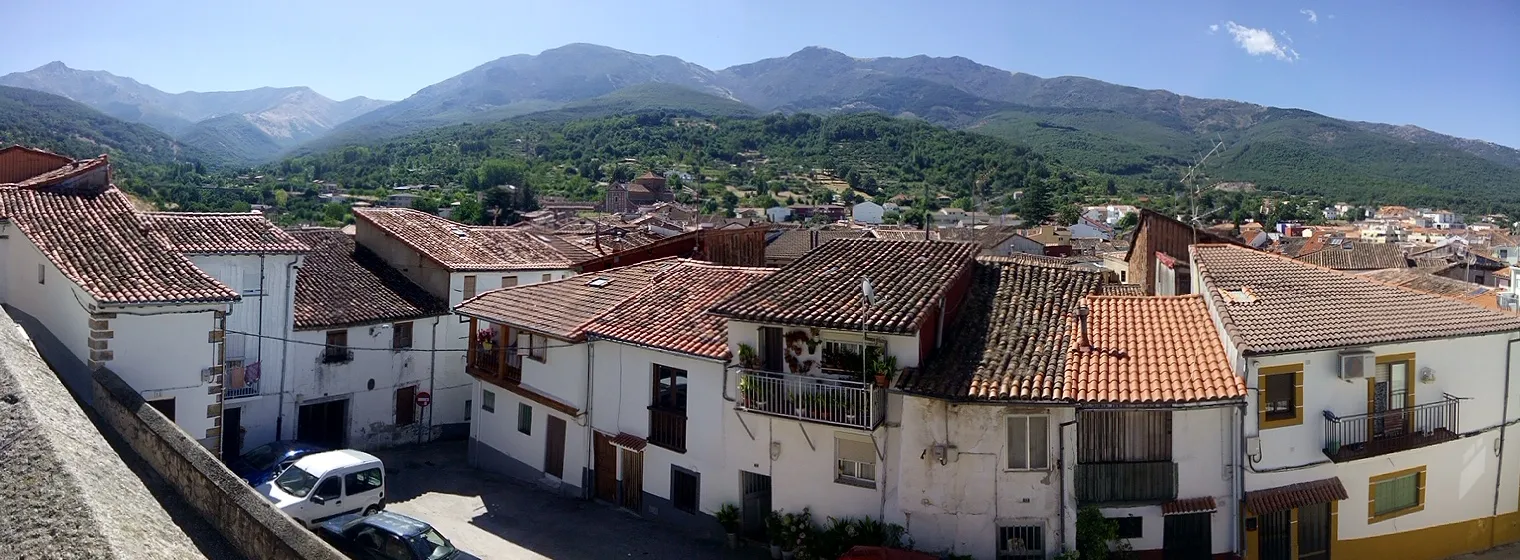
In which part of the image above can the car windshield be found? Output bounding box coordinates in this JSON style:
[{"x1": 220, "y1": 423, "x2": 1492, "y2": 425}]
[
  {"x1": 274, "y1": 465, "x2": 319, "y2": 497},
  {"x1": 239, "y1": 443, "x2": 283, "y2": 470},
  {"x1": 416, "y1": 528, "x2": 457, "y2": 560}
]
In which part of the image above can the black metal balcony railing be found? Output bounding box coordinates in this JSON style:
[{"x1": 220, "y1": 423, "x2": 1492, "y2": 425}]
[
  {"x1": 736, "y1": 368, "x2": 885, "y2": 430},
  {"x1": 1323, "y1": 394, "x2": 1461, "y2": 462},
  {"x1": 1074, "y1": 461, "x2": 1178, "y2": 504},
  {"x1": 648, "y1": 406, "x2": 688, "y2": 453},
  {"x1": 321, "y1": 348, "x2": 354, "y2": 364},
  {"x1": 466, "y1": 345, "x2": 522, "y2": 384}
]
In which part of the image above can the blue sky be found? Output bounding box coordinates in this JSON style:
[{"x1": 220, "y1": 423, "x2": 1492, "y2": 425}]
[{"x1": 6, "y1": 0, "x2": 1518, "y2": 147}]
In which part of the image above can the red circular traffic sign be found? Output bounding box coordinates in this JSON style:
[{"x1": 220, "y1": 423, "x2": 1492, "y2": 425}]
[{"x1": 415, "y1": 391, "x2": 432, "y2": 408}]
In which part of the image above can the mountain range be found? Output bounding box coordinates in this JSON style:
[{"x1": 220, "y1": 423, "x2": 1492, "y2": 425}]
[
  {"x1": 3, "y1": 44, "x2": 1517, "y2": 208},
  {"x1": 0, "y1": 61, "x2": 391, "y2": 165}
]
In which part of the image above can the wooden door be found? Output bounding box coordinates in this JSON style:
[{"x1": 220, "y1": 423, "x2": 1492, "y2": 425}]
[
  {"x1": 593, "y1": 432, "x2": 617, "y2": 503},
  {"x1": 544, "y1": 416, "x2": 566, "y2": 479},
  {"x1": 620, "y1": 449, "x2": 643, "y2": 512},
  {"x1": 222, "y1": 406, "x2": 243, "y2": 459},
  {"x1": 1297, "y1": 503, "x2": 1331, "y2": 560},
  {"x1": 740, "y1": 471, "x2": 772, "y2": 540},
  {"x1": 1162, "y1": 513, "x2": 1211, "y2": 559},
  {"x1": 1258, "y1": 510, "x2": 1293, "y2": 560},
  {"x1": 759, "y1": 327, "x2": 782, "y2": 372}
]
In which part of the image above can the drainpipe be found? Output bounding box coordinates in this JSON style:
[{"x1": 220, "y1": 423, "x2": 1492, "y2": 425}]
[
  {"x1": 1492, "y1": 337, "x2": 1520, "y2": 548},
  {"x1": 1057, "y1": 417, "x2": 1077, "y2": 551},
  {"x1": 252, "y1": 255, "x2": 266, "y2": 446},
  {"x1": 274, "y1": 260, "x2": 300, "y2": 440},
  {"x1": 427, "y1": 316, "x2": 440, "y2": 441},
  {"x1": 1233, "y1": 401, "x2": 1247, "y2": 557},
  {"x1": 584, "y1": 340, "x2": 596, "y2": 500}
]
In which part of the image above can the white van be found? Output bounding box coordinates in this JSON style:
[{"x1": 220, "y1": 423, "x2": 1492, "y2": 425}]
[{"x1": 257, "y1": 450, "x2": 386, "y2": 527}]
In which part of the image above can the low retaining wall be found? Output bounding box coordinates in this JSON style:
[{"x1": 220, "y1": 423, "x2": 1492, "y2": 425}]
[{"x1": 90, "y1": 366, "x2": 343, "y2": 560}]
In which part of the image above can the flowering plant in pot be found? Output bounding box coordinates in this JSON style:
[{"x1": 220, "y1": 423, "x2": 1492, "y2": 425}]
[{"x1": 716, "y1": 503, "x2": 741, "y2": 549}]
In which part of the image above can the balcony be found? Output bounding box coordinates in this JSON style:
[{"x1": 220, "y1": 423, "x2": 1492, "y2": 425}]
[
  {"x1": 1323, "y1": 394, "x2": 1461, "y2": 462},
  {"x1": 466, "y1": 344, "x2": 522, "y2": 385},
  {"x1": 321, "y1": 347, "x2": 354, "y2": 364},
  {"x1": 648, "y1": 406, "x2": 687, "y2": 453},
  {"x1": 225, "y1": 360, "x2": 259, "y2": 399},
  {"x1": 1074, "y1": 461, "x2": 1178, "y2": 504},
  {"x1": 735, "y1": 368, "x2": 885, "y2": 430}
]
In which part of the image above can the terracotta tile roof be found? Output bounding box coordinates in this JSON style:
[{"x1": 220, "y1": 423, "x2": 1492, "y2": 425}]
[
  {"x1": 354, "y1": 207, "x2": 577, "y2": 271},
  {"x1": 1359, "y1": 268, "x2": 1504, "y2": 311},
  {"x1": 454, "y1": 259, "x2": 673, "y2": 340},
  {"x1": 0, "y1": 159, "x2": 238, "y2": 305},
  {"x1": 1194, "y1": 244, "x2": 1520, "y2": 354},
  {"x1": 1162, "y1": 497, "x2": 1217, "y2": 516},
  {"x1": 897, "y1": 257, "x2": 1102, "y2": 401},
  {"x1": 1064, "y1": 295, "x2": 1244, "y2": 404},
  {"x1": 712, "y1": 239, "x2": 979, "y2": 335},
  {"x1": 610, "y1": 432, "x2": 647, "y2": 452},
  {"x1": 1098, "y1": 283, "x2": 1146, "y2": 296},
  {"x1": 289, "y1": 229, "x2": 449, "y2": 330},
  {"x1": 871, "y1": 229, "x2": 938, "y2": 241},
  {"x1": 1245, "y1": 478, "x2": 1348, "y2": 515},
  {"x1": 590, "y1": 263, "x2": 773, "y2": 359},
  {"x1": 1293, "y1": 242, "x2": 1409, "y2": 270},
  {"x1": 764, "y1": 229, "x2": 871, "y2": 265},
  {"x1": 142, "y1": 212, "x2": 308, "y2": 255}
]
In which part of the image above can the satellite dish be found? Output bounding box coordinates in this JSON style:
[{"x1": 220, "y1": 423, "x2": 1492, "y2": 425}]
[{"x1": 861, "y1": 276, "x2": 878, "y2": 306}]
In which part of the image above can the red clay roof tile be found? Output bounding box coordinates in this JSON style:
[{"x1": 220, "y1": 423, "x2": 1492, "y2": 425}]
[
  {"x1": 1064, "y1": 295, "x2": 1244, "y2": 404},
  {"x1": 1244, "y1": 478, "x2": 1348, "y2": 514},
  {"x1": 590, "y1": 263, "x2": 772, "y2": 359},
  {"x1": 290, "y1": 229, "x2": 449, "y2": 330},
  {"x1": 143, "y1": 212, "x2": 308, "y2": 255},
  {"x1": 1162, "y1": 497, "x2": 1217, "y2": 516},
  {"x1": 354, "y1": 207, "x2": 577, "y2": 271}
]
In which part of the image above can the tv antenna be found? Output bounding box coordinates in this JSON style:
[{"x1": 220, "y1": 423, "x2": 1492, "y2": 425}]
[{"x1": 1186, "y1": 135, "x2": 1226, "y2": 246}]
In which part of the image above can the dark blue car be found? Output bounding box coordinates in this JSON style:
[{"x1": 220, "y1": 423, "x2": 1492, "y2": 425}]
[
  {"x1": 317, "y1": 511, "x2": 475, "y2": 560},
  {"x1": 229, "y1": 440, "x2": 327, "y2": 487}
]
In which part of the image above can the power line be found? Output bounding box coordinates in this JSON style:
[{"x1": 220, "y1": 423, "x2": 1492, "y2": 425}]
[{"x1": 224, "y1": 328, "x2": 591, "y2": 353}]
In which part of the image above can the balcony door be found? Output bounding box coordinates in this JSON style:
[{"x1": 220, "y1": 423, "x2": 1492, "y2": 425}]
[
  {"x1": 759, "y1": 327, "x2": 783, "y2": 372},
  {"x1": 1371, "y1": 359, "x2": 1412, "y2": 438},
  {"x1": 649, "y1": 364, "x2": 688, "y2": 452}
]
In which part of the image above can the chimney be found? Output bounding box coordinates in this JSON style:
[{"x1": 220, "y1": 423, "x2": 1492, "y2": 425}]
[
  {"x1": 810, "y1": 229, "x2": 820, "y2": 250},
  {"x1": 1076, "y1": 305, "x2": 1091, "y2": 352}
]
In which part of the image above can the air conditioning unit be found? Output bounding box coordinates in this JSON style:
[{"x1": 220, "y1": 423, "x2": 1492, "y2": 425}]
[{"x1": 1339, "y1": 350, "x2": 1374, "y2": 380}]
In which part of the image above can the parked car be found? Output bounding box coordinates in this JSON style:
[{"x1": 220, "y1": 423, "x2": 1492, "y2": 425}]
[
  {"x1": 256, "y1": 450, "x2": 386, "y2": 527},
  {"x1": 229, "y1": 440, "x2": 328, "y2": 486},
  {"x1": 317, "y1": 511, "x2": 476, "y2": 560}
]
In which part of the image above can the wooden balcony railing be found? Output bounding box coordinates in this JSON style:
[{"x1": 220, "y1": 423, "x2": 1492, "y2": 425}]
[
  {"x1": 648, "y1": 406, "x2": 688, "y2": 453},
  {"x1": 466, "y1": 341, "x2": 521, "y2": 384},
  {"x1": 735, "y1": 368, "x2": 884, "y2": 430},
  {"x1": 1323, "y1": 394, "x2": 1461, "y2": 462},
  {"x1": 1074, "y1": 461, "x2": 1178, "y2": 504}
]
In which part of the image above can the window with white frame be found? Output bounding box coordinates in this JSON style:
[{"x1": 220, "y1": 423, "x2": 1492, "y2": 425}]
[
  {"x1": 523, "y1": 332, "x2": 548, "y2": 362},
  {"x1": 1006, "y1": 415, "x2": 1049, "y2": 470},
  {"x1": 835, "y1": 435, "x2": 877, "y2": 488},
  {"x1": 997, "y1": 525, "x2": 1044, "y2": 560}
]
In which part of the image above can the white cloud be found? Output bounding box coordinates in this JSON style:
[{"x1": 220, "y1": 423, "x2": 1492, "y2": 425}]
[
  {"x1": 1301, "y1": 9, "x2": 1319, "y2": 23},
  {"x1": 1208, "y1": 24, "x2": 1220, "y2": 34},
  {"x1": 1224, "y1": 21, "x2": 1300, "y2": 62}
]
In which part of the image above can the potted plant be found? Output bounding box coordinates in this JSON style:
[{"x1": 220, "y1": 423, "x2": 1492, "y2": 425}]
[
  {"x1": 766, "y1": 511, "x2": 785, "y2": 559},
  {"x1": 738, "y1": 343, "x2": 760, "y2": 370},
  {"x1": 1326, "y1": 437, "x2": 1341, "y2": 456},
  {"x1": 716, "y1": 503, "x2": 741, "y2": 549},
  {"x1": 766, "y1": 511, "x2": 790, "y2": 560}
]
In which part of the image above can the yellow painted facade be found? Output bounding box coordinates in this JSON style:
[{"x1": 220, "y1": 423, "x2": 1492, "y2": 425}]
[{"x1": 1245, "y1": 507, "x2": 1520, "y2": 560}]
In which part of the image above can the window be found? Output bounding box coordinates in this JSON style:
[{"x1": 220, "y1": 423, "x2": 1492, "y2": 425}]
[
  {"x1": 463, "y1": 275, "x2": 477, "y2": 299},
  {"x1": 997, "y1": 525, "x2": 1044, "y2": 560},
  {"x1": 541, "y1": 273, "x2": 552, "y2": 282},
  {"x1": 482, "y1": 390, "x2": 495, "y2": 413},
  {"x1": 651, "y1": 364, "x2": 688, "y2": 410},
  {"x1": 517, "y1": 403, "x2": 532, "y2": 435},
  {"x1": 671, "y1": 466, "x2": 699, "y2": 514},
  {"x1": 147, "y1": 397, "x2": 176, "y2": 421},
  {"x1": 344, "y1": 468, "x2": 383, "y2": 495},
  {"x1": 1370, "y1": 466, "x2": 1425, "y2": 522},
  {"x1": 835, "y1": 435, "x2": 877, "y2": 488},
  {"x1": 1111, "y1": 517, "x2": 1143, "y2": 539},
  {"x1": 465, "y1": 399, "x2": 472, "y2": 421},
  {"x1": 242, "y1": 270, "x2": 262, "y2": 295},
  {"x1": 323, "y1": 330, "x2": 350, "y2": 364},
  {"x1": 523, "y1": 332, "x2": 548, "y2": 362},
  {"x1": 501, "y1": 276, "x2": 518, "y2": 288},
  {"x1": 1259, "y1": 364, "x2": 1304, "y2": 429},
  {"x1": 821, "y1": 340, "x2": 870, "y2": 373},
  {"x1": 37, "y1": 263, "x2": 44, "y2": 284},
  {"x1": 1006, "y1": 415, "x2": 1050, "y2": 470},
  {"x1": 395, "y1": 386, "x2": 416, "y2": 426},
  {"x1": 313, "y1": 477, "x2": 342, "y2": 501},
  {"x1": 392, "y1": 322, "x2": 413, "y2": 349}
]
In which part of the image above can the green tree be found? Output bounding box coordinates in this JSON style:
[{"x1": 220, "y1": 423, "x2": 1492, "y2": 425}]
[
  {"x1": 1018, "y1": 181, "x2": 1054, "y2": 224},
  {"x1": 1057, "y1": 204, "x2": 1082, "y2": 226}
]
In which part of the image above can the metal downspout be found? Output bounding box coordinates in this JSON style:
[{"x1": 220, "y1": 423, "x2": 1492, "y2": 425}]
[
  {"x1": 584, "y1": 340, "x2": 596, "y2": 500},
  {"x1": 274, "y1": 260, "x2": 300, "y2": 439},
  {"x1": 1492, "y1": 338, "x2": 1520, "y2": 548},
  {"x1": 253, "y1": 255, "x2": 266, "y2": 445},
  {"x1": 427, "y1": 316, "x2": 440, "y2": 441},
  {"x1": 1058, "y1": 418, "x2": 1077, "y2": 551}
]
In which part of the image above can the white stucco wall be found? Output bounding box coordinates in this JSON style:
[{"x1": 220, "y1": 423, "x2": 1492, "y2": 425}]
[
  {"x1": 1242, "y1": 332, "x2": 1520, "y2": 543},
  {"x1": 273, "y1": 317, "x2": 449, "y2": 450},
  {"x1": 111, "y1": 307, "x2": 226, "y2": 441},
  {"x1": 519, "y1": 337, "x2": 588, "y2": 410},
  {"x1": 590, "y1": 341, "x2": 730, "y2": 515},
  {"x1": 852, "y1": 202, "x2": 885, "y2": 225},
  {"x1": 0, "y1": 228, "x2": 94, "y2": 365},
  {"x1": 895, "y1": 397, "x2": 1072, "y2": 559},
  {"x1": 470, "y1": 376, "x2": 590, "y2": 489}
]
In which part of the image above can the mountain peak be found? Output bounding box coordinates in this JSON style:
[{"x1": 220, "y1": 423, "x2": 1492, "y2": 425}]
[{"x1": 37, "y1": 61, "x2": 72, "y2": 72}]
